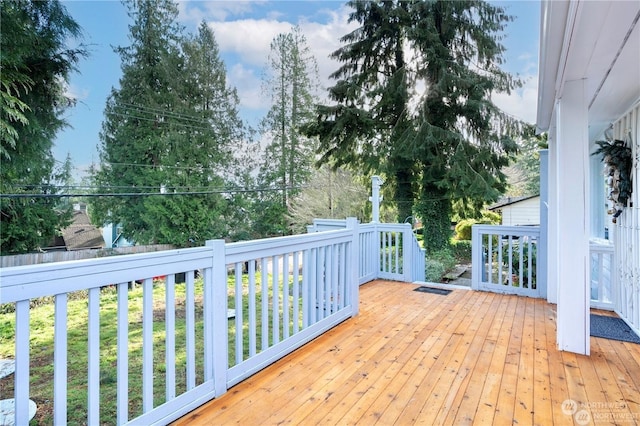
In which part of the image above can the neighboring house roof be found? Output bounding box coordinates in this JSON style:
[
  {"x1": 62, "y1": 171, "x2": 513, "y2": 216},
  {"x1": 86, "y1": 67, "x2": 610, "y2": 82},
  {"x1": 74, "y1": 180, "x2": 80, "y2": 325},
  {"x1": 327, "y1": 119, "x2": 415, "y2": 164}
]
[
  {"x1": 61, "y1": 210, "x2": 105, "y2": 250},
  {"x1": 488, "y1": 195, "x2": 539, "y2": 211}
]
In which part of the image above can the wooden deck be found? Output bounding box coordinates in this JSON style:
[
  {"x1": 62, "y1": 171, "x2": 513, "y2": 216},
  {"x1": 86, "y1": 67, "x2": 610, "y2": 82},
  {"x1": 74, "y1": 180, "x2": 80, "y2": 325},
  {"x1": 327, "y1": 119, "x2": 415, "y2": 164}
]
[{"x1": 174, "y1": 280, "x2": 640, "y2": 425}]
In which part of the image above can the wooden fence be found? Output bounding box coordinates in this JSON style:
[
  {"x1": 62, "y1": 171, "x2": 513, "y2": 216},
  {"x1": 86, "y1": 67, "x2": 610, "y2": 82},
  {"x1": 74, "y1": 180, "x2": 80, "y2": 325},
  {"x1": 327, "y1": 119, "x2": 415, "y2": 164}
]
[{"x1": 0, "y1": 245, "x2": 175, "y2": 268}]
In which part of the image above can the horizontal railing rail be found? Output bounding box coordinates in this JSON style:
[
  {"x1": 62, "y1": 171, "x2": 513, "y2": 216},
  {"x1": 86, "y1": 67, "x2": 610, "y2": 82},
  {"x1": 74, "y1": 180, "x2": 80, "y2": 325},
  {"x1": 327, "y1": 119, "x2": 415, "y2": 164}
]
[
  {"x1": 472, "y1": 225, "x2": 542, "y2": 298},
  {"x1": 0, "y1": 217, "x2": 427, "y2": 425}
]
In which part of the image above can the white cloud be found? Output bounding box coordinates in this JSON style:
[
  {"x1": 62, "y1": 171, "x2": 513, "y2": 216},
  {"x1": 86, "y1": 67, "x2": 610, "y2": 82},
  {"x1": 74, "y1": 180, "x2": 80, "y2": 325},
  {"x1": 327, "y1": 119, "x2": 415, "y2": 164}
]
[
  {"x1": 207, "y1": 5, "x2": 357, "y2": 111},
  {"x1": 178, "y1": 1, "x2": 266, "y2": 24},
  {"x1": 228, "y1": 63, "x2": 265, "y2": 110},
  {"x1": 209, "y1": 19, "x2": 293, "y2": 66},
  {"x1": 492, "y1": 75, "x2": 538, "y2": 124}
]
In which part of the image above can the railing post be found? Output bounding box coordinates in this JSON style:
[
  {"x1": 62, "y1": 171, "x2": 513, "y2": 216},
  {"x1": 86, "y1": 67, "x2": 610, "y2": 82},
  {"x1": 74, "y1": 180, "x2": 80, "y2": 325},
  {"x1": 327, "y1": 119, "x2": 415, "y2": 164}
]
[
  {"x1": 471, "y1": 225, "x2": 481, "y2": 290},
  {"x1": 347, "y1": 217, "x2": 360, "y2": 316},
  {"x1": 403, "y1": 223, "x2": 413, "y2": 282},
  {"x1": 370, "y1": 176, "x2": 383, "y2": 223},
  {"x1": 207, "y1": 239, "x2": 228, "y2": 397}
]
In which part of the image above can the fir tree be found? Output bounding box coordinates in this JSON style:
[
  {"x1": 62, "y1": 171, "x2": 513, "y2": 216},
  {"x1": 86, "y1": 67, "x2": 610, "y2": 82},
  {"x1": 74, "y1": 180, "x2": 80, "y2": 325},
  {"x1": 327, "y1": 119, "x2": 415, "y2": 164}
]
[
  {"x1": 0, "y1": 0, "x2": 86, "y2": 253},
  {"x1": 255, "y1": 26, "x2": 319, "y2": 236},
  {"x1": 306, "y1": 0, "x2": 521, "y2": 252},
  {"x1": 91, "y1": 4, "x2": 246, "y2": 245}
]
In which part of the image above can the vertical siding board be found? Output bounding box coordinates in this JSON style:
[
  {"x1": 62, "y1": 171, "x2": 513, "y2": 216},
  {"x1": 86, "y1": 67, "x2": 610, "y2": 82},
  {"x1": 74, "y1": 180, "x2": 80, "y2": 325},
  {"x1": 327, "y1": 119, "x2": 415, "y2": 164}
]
[{"x1": 54, "y1": 294, "x2": 67, "y2": 424}]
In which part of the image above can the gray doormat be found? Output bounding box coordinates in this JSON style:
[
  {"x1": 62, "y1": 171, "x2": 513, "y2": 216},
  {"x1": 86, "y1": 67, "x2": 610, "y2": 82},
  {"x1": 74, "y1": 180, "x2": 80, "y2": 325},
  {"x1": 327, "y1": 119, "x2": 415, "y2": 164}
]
[
  {"x1": 414, "y1": 286, "x2": 451, "y2": 296},
  {"x1": 590, "y1": 314, "x2": 640, "y2": 344}
]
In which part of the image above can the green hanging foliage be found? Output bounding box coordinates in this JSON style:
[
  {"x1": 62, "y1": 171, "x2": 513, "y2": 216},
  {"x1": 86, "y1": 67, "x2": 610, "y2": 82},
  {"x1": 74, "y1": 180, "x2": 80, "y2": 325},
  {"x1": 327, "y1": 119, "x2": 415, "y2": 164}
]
[{"x1": 593, "y1": 139, "x2": 633, "y2": 223}]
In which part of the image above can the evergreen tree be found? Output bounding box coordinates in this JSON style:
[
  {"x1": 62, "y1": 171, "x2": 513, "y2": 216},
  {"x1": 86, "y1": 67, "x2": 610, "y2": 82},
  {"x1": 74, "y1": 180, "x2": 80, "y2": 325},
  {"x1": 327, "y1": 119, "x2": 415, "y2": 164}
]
[
  {"x1": 0, "y1": 0, "x2": 86, "y2": 254},
  {"x1": 91, "y1": 4, "x2": 246, "y2": 246},
  {"x1": 256, "y1": 26, "x2": 320, "y2": 236},
  {"x1": 306, "y1": 0, "x2": 521, "y2": 252}
]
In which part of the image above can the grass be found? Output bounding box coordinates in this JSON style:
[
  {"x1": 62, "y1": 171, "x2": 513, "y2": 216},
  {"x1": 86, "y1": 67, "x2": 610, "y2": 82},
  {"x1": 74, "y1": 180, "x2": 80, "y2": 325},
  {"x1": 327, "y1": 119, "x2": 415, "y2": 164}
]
[{"x1": 0, "y1": 270, "x2": 303, "y2": 425}]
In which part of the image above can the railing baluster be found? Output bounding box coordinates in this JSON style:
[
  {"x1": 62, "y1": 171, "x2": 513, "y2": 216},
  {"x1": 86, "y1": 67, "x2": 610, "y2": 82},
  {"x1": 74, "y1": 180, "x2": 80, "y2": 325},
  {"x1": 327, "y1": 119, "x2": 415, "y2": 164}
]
[
  {"x1": 235, "y1": 263, "x2": 243, "y2": 364},
  {"x1": 88, "y1": 287, "x2": 100, "y2": 424},
  {"x1": 14, "y1": 300, "x2": 30, "y2": 424},
  {"x1": 261, "y1": 257, "x2": 269, "y2": 350},
  {"x1": 302, "y1": 250, "x2": 310, "y2": 328},
  {"x1": 248, "y1": 260, "x2": 256, "y2": 357},
  {"x1": 54, "y1": 293, "x2": 68, "y2": 424},
  {"x1": 165, "y1": 274, "x2": 176, "y2": 401},
  {"x1": 317, "y1": 248, "x2": 324, "y2": 320},
  {"x1": 331, "y1": 245, "x2": 338, "y2": 313},
  {"x1": 518, "y1": 237, "x2": 525, "y2": 289},
  {"x1": 185, "y1": 270, "x2": 195, "y2": 390},
  {"x1": 309, "y1": 249, "x2": 317, "y2": 324},
  {"x1": 272, "y1": 256, "x2": 280, "y2": 344},
  {"x1": 283, "y1": 253, "x2": 290, "y2": 339},
  {"x1": 143, "y1": 277, "x2": 153, "y2": 412},
  {"x1": 293, "y1": 252, "x2": 300, "y2": 333},
  {"x1": 395, "y1": 232, "x2": 400, "y2": 274},
  {"x1": 117, "y1": 282, "x2": 129, "y2": 425}
]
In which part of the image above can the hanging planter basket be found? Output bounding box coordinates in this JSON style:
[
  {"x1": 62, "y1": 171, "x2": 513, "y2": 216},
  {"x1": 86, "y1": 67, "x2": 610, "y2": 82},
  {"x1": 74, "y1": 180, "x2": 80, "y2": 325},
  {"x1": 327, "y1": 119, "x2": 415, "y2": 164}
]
[{"x1": 592, "y1": 139, "x2": 633, "y2": 223}]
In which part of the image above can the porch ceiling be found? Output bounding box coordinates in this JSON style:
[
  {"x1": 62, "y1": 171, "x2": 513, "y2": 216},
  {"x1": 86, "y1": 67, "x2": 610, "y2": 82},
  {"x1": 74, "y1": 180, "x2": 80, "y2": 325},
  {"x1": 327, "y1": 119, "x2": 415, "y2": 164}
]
[
  {"x1": 174, "y1": 281, "x2": 640, "y2": 425},
  {"x1": 537, "y1": 1, "x2": 640, "y2": 140}
]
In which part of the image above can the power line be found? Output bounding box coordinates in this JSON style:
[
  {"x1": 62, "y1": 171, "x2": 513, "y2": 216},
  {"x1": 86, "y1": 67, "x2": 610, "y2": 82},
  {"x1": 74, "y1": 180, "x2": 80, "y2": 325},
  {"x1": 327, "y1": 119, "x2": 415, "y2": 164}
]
[{"x1": 0, "y1": 185, "x2": 306, "y2": 199}]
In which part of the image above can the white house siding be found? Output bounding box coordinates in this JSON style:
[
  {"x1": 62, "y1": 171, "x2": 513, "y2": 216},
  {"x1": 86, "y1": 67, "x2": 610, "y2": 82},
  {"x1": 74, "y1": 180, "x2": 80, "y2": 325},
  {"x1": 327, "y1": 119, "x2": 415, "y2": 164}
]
[
  {"x1": 612, "y1": 103, "x2": 640, "y2": 336},
  {"x1": 499, "y1": 197, "x2": 540, "y2": 226}
]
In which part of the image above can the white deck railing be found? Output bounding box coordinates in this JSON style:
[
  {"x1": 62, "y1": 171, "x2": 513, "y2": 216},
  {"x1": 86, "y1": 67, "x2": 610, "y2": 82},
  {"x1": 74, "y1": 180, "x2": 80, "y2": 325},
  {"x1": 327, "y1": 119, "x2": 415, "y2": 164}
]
[
  {"x1": 307, "y1": 220, "x2": 426, "y2": 284},
  {"x1": 472, "y1": 225, "x2": 542, "y2": 298},
  {"x1": 0, "y1": 218, "x2": 424, "y2": 425},
  {"x1": 590, "y1": 239, "x2": 615, "y2": 310}
]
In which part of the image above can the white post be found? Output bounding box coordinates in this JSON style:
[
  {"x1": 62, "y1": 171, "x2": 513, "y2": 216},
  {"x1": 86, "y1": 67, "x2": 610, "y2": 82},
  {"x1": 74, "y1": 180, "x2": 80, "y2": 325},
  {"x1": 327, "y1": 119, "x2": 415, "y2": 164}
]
[
  {"x1": 403, "y1": 223, "x2": 413, "y2": 282},
  {"x1": 554, "y1": 79, "x2": 590, "y2": 355},
  {"x1": 207, "y1": 239, "x2": 228, "y2": 396},
  {"x1": 539, "y1": 149, "x2": 548, "y2": 299},
  {"x1": 370, "y1": 176, "x2": 383, "y2": 223}
]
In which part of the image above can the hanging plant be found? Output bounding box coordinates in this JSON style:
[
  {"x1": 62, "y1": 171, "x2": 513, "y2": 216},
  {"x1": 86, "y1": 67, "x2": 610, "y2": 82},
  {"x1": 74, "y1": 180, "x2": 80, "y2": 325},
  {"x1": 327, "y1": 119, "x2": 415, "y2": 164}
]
[{"x1": 592, "y1": 139, "x2": 633, "y2": 223}]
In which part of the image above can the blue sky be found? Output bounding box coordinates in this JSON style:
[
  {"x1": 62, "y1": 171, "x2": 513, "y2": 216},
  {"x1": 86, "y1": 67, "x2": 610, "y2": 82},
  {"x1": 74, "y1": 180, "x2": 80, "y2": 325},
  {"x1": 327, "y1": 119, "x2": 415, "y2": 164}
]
[{"x1": 55, "y1": 1, "x2": 540, "y2": 180}]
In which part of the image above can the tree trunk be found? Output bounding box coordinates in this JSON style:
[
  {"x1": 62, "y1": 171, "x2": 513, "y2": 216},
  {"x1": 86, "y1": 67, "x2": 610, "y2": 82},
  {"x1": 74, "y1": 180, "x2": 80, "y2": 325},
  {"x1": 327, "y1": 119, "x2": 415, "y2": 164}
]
[{"x1": 417, "y1": 184, "x2": 451, "y2": 254}]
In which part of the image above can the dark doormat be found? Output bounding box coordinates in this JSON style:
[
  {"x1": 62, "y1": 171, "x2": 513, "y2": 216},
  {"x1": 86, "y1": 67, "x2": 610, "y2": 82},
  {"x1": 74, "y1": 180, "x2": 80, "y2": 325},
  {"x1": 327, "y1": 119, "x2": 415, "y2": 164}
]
[
  {"x1": 590, "y1": 314, "x2": 640, "y2": 344},
  {"x1": 414, "y1": 286, "x2": 451, "y2": 296}
]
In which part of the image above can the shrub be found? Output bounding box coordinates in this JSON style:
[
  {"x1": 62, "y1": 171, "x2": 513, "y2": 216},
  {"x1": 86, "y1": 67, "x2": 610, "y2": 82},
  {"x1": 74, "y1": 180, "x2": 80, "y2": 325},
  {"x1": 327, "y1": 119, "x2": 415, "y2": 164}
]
[
  {"x1": 454, "y1": 219, "x2": 476, "y2": 240},
  {"x1": 451, "y1": 240, "x2": 472, "y2": 262},
  {"x1": 425, "y1": 248, "x2": 457, "y2": 282}
]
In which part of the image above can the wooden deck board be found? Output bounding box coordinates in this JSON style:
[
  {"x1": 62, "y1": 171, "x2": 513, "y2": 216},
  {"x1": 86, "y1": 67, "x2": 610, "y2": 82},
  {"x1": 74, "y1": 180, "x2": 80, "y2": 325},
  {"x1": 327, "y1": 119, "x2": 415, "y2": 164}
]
[{"x1": 174, "y1": 280, "x2": 640, "y2": 426}]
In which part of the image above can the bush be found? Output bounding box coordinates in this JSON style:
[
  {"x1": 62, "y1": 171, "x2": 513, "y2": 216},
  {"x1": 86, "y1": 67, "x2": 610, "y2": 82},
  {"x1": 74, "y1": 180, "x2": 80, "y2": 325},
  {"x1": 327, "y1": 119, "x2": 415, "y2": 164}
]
[
  {"x1": 425, "y1": 248, "x2": 457, "y2": 282},
  {"x1": 426, "y1": 259, "x2": 446, "y2": 282},
  {"x1": 451, "y1": 240, "x2": 472, "y2": 262},
  {"x1": 454, "y1": 210, "x2": 501, "y2": 241},
  {"x1": 454, "y1": 219, "x2": 476, "y2": 240}
]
